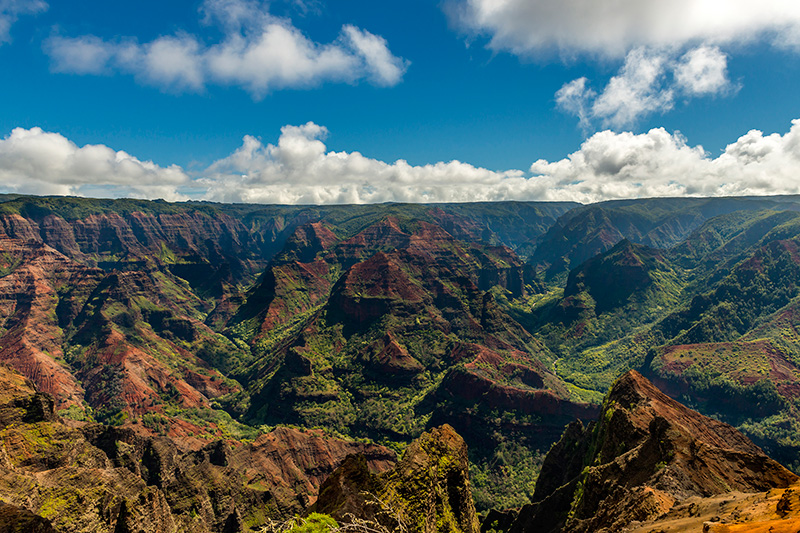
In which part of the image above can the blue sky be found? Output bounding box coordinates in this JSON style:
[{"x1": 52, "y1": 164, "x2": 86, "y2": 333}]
[{"x1": 1, "y1": 0, "x2": 800, "y2": 204}]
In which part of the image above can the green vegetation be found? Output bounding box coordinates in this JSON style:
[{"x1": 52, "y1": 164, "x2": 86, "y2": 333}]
[
  {"x1": 7, "y1": 194, "x2": 800, "y2": 517},
  {"x1": 503, "y1": 205, "x2": 800, "y2": 473},
  {"x1": 470, "y1": 442, "x2": 545, "y2": 510},
  {"x1": 287, "y1": 513, "x2": 339, "y2": 533},
  {"x1": 0, "y1": 195, "x2": 217, "y2": 220},
  {"x1": 0, "y1": 251, "x2": 22, "y2": 277}
]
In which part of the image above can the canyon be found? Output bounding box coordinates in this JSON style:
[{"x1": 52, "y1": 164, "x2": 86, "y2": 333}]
[{"x1": 2, "y1": 194, "x2": 800, "y2": 531}]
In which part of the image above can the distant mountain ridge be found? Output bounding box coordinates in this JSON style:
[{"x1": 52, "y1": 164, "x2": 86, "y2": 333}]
[{"x1": 527, "y1": 196, "x2": 800, "y2": 277}]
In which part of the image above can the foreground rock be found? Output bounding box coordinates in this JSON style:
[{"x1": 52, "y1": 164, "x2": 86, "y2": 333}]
[
  {"x1": 509, "y1": 370, "x2": 798, "y2": 533},
  {"x1": 0, "y1": 364, "x2": 395, "y2": 532},
  {"x1": 315, "y1": 424, "x2": 479, "y2": 533},
  {"x1": 623, "y1": 482, "x2": 800, "y2": 532}
]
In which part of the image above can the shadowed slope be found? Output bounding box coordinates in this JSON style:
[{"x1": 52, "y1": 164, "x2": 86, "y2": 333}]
[{"x1": 510, "y1": 371, "x2": 797, "y2": 533}]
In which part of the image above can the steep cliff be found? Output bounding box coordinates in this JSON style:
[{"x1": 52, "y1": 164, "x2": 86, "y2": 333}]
[
  {"x1": 0, "y1": 233, "x2": 249, "y2": 439},
  {"x1": 315, "y1": 424, "x2": 479, "y2": 533},
  {"x1": 510, "y1": 371, "x2": 798, "y2": 533}
]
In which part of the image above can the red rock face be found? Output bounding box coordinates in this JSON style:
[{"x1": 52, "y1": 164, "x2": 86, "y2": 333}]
[
  {"x1": 39, "y1": 214, "x2": 83, "y2": 258},
  {"x1": 0, "y1": 234, "x2": 240, "y2": 430},
  {"x1": 80, "y1": 329, "x2": 210, "y2": 414},
  {"x1": 0, "y1": 236, "x2": 101, "y2": 408},
  {"x1": 441, "y1": 364, "x2": 597, "y2": 419},
  {"x1": 371, "y1": 333, "x2": 424, "y2": 375},
  {"x1": 72, "y1": 213, "x2": 145, "y2": 255},
  {"x1": 246, "y1": 216, "x2": 540, "y2": 360},
  {"x1": 64, "y1": 269, "x2": 242, "y2": 423},
  {"x1": 281, "y1": 222, "x2": 339, "y2": 262},
  {"x1": 0, "y1": 204, "x2": 301, "y2": 435},
  {"x1": 329, "y1": 252, "x2": 427, "y2": 325},
  {"x1": 513, "y1": 371, "x2": 799, "y2": 533},
  {"x1": 0, "y1": 210, "x2": 269, "y2": 282},
  {"x1": 654, "y1": 340, "x2": 800, "y2": 399},
  {"x1": 257, "y1": 259, "x2": 332, "y2": 333},
  {"x1": 330, "y1": 217, "x2": 410, "y2": 267},
  {"x1": 0, "y1": 214, "x2": 41, "y2": 242},
  {"x1": 426, "y1": 207, "x2": 485, "y2": 243},
  {"x1": 238, "y1": 426, "x2": 395, "y2": 506}
]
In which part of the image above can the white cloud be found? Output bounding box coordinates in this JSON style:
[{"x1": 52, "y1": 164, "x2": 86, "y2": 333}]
[
  {"x1": 46, "y1": 35, "x2": 114, "y2": 75},
  {"x1": 200, "y1": 119, "x2": 800, "y2": 205},
  {"x1": 590, "y1": 48, "x2": 674, "y2": 129},
  {"x1": 4, "y1": 120, "x2": 800, "y2": 205},
  {"x1": 203, "y1": 24, "x2": 358, "y2": 94},
  {"x1": 131, "y1": 35, "x2": 206, "y2": 91},
  {"x1": 341, "y1": 25, "x2": 407, "y2": 87},
  {"x1": 200, "y1": 0, "x2": 263, "y2": 32},
  {"x1": 674, "y1": 45, "x2": 733, "y2": 95},
  {"x1": 557, "y1": 46, "x2": 733, "y2": 129},
  {"x1": 199, "y1": 122, "x2": 529, "y2": 204},
  {"x1": 45, "y1": 0, "x2": 407, "y2": 97},
  {"x1": 555, "y1": 78, "x2": 595, "y2": 132},
  {"x1": 0, "y1": 0, "x2": 46, "y2": 44},
  {"x1": 0, "y1": 127, "x2": 189, "y2": 200},
  {"x1": 529, "y1": 121, "x2": 800, "y2": 202},
  {"x1": 451, "y1": 0, "x2": 795, "y2": 131},
  {"x1": 449, "y1": 0, "x2": 800, "y2": 58}
]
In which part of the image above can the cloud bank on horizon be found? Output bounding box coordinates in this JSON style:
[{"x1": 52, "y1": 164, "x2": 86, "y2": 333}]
[
  {"x1": 0, "y1": 127, "x2": 189, "y2": 200},
  {"x1": 45, "y1": 0, "x2": 408, "y2": 97},
  {"x1": 448, "y1": 0, "x2": 800, "y2": 128},
  {"x1": 2, "y1": 120, "x2": 800, "y2": 204}
]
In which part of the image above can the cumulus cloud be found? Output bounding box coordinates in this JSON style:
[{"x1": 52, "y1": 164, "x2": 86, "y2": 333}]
[
  {"x1": 554, "y1": 78, "x2": 595, "y2": 132},
  {"x1": 450, "y1": 0, "x2": 789, "y2": 129},
  {"x1": 674, "y1": 45, "x2": 733, "y2": 95},
  {"x1": 45, "y1": 0, "x2": 407, "y2": 97},
  {"x1": 0, "y1": 127, "x2": 189, "y2": 200},
  {"x1": 199, "y1": 122, "x2": 529, "y2": 204},
  {"x1": 449, "y1": 0, "x2": 800, "y2": 58},
  {"x1": 341, "y1": 25, "x2": 407, "y2": 87},
  {"x1": 590, "y1": 48, "x2": 675, "y2": 129},
  {"x1": 529, "y1": 121, "x2": 800, "y2": 202},
  {"x1": 199, "y1": 119, "x2": 800, "y2": 205},
  {"x1": 4, "y1": 120, "x2": 800, "y2": 205},
  {"x1": 557, "y1": 46, "x2": 733, "y2": 129},
  {"x1": 46, "y1": 35, "x2": 114, "y2": 75},
  {"x1": 0, "y1": 0, "x2": 46, "y2": 44}
]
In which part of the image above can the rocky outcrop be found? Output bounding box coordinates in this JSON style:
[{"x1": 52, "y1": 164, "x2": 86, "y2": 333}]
[
  {"x1": 362, "y1": 333, "x2": 425, "y2": 378},
  {"x1": 0, "y1": 502, "x2": 57, "y2": 533},
  {"x1": 383, "y1": 425, "x2": 479, "y2": 533},
  {"x1": 328, "y1": 251, "x2": 427, "y2": 327},
  {"x1": 510, "y1": 371, "x2": 799, "y2": 533},
  {"x1": 478, "y1": 262, "x2": 544, "y2": 298},
  {"x1": 328, "y1": 217, "x2": 412, "y2": 268},
  {"x1": 616, "y1": 481, "x2": 800, "y2": 532},
  {"x1": 315, "y1": 424, "x2": 479, "y2": 533},
  {"x1": 281, "y1": 222, "x2": 339, "y2": 263},
  {"x1": 0, "y1": 364, "x2": 395, "y2": 532}
]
